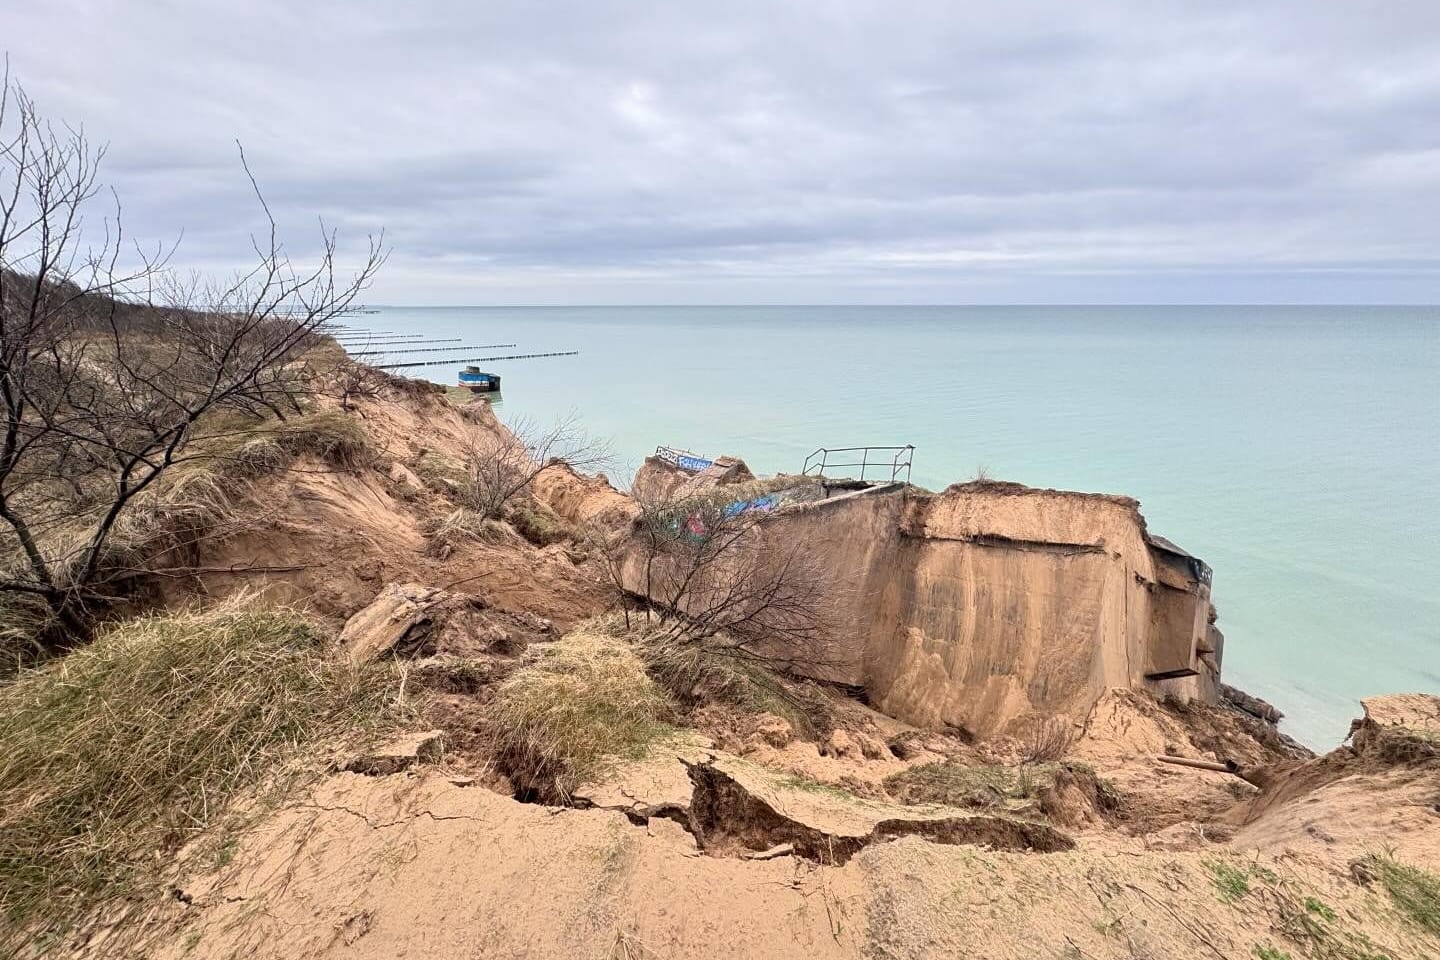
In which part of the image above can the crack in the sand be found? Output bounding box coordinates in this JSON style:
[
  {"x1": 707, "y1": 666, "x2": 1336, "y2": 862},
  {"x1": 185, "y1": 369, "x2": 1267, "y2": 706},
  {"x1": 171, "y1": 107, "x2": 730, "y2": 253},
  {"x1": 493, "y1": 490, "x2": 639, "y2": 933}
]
[{"x1": 298, "y1": 802, "x2": 489, "y2": 830}]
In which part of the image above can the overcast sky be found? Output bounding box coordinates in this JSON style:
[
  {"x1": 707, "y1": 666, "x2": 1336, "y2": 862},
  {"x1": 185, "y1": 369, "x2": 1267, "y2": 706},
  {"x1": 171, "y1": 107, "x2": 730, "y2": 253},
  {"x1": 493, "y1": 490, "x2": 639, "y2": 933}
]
[{"x1": 6, "y1": 1, "x2": 1440, "y2": 304}]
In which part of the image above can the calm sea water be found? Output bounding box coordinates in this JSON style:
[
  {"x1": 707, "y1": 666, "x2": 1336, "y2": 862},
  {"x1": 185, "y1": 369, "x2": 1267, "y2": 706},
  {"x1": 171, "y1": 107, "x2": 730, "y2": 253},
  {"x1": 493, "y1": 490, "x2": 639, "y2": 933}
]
[{"x1": 352, "y1": 305, "x2": 1440, "y2": 748}]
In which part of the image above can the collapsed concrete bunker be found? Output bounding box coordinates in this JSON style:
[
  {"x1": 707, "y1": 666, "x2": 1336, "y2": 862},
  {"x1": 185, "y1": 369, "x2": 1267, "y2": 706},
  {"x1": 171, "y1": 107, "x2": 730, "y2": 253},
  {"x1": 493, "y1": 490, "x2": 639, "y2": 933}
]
[{"x1": 621, "y1": 448, "x2": 1223, "y2": 737}]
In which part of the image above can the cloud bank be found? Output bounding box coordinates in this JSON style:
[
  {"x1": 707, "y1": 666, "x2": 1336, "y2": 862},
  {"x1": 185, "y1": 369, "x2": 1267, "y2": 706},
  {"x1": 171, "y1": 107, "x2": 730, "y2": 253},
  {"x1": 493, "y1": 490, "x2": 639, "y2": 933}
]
[{"x1": 7, "y1": 1, "x2": 1440, "y2": 303}]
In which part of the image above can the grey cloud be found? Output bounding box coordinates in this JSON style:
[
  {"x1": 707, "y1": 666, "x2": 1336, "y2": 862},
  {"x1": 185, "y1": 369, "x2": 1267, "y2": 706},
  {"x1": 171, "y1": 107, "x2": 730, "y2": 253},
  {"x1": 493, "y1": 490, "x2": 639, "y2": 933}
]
[{"x1": 5, "y1": 0, "x2": 1440, "y2": 302}]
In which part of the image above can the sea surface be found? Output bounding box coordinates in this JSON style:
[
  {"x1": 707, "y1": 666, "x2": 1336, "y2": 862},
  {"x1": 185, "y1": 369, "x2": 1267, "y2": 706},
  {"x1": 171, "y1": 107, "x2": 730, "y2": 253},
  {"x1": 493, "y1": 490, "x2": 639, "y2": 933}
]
[{"x1": 348, "y1": 305, "x2": 1440, "y2": 748}]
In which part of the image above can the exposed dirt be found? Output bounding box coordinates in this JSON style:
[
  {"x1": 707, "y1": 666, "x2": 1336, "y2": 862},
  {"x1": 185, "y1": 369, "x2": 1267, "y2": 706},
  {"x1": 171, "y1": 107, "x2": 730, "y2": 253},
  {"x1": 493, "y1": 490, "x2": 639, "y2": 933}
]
[
  {"x1": 51, "y1": 381, "x2": 1437, "y2": 960},
  {"x1": 95, "y1": 760, "x2": 1434, "y2": 960},
  {"x1": 168, "y1": 387, "x2": 611, "y2": 635},
  {"x1": 682, "y1": 756, "x2": 1075, "y2": 864}
]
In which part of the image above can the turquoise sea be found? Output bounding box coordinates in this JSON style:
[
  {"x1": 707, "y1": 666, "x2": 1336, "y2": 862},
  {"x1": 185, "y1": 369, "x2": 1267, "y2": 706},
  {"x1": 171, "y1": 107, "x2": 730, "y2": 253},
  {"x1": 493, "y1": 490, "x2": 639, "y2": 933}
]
[{"x1": 349, "y1": 306, "x2": 1439, "y2": 748}]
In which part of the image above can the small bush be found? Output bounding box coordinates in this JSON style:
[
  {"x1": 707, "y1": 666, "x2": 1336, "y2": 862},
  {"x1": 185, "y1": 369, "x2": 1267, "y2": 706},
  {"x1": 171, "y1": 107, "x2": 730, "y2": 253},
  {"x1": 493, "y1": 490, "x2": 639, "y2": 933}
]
[
  {"x1": 1019, "y1": 717, "x2": 1075, "y2": 764},
  {"x1": 1362, "y1": 852, "x2": 1440, "y2": 936},
  {"x1": 488, "y1": 628, "x2": 673, "y2": 802},
  {"x1": 0, "y1": 596, "x2": 404, "y2": 948}
]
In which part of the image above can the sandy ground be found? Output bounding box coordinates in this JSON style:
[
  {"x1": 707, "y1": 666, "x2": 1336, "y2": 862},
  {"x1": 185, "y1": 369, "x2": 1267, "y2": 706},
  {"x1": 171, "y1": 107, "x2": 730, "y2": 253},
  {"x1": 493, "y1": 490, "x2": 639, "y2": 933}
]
[{"x1": 111, "y1": 743, "x2": 1435, "y2": 960}]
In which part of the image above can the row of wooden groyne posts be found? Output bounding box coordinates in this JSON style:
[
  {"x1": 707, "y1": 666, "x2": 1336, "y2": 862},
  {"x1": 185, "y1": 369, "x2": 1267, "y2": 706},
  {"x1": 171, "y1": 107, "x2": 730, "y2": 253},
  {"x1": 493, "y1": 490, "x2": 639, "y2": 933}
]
[{"x1": 319, "y1": 321, "x2": 579, "y2": 393}]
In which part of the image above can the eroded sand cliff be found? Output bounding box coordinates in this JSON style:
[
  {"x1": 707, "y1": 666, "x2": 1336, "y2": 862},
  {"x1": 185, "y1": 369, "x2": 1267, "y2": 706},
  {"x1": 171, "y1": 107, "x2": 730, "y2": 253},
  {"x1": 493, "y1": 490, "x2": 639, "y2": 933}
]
[{"x1": 12, "y1": 383, "x2": 1435, "y2": 960}]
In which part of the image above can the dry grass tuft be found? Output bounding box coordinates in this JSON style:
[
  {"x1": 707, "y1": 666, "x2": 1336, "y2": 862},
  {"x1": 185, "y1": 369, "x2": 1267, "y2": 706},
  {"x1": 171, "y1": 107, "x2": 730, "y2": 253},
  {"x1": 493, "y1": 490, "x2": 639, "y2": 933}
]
[
  {"x1": 422, "y1": 508, "x2": 514, "y2": 558},
  {"x1": 0, "y1": 595, "x2": 405, "y2": 949},
  {"x1": 191, "y1": 408, "x2": 372, "y2": 473},
  {"x1": 505, "y1": 501, "x2": 577, "y2": 546},
  {"x1": 411, "y1": 449, "x2": 468, "y2": 496},
  {"x1": 631, "y1": 627, "x2": 833, "y2": 737},
  {"x1": 269, "y1": 410, "x2": 372, "y2": 469},
  {"x1": 488, "y1": 627, "x2": 673, "y2": 802},
  {"x1": 885, "y1": 761, "x2": 1051, "y2": 809}
]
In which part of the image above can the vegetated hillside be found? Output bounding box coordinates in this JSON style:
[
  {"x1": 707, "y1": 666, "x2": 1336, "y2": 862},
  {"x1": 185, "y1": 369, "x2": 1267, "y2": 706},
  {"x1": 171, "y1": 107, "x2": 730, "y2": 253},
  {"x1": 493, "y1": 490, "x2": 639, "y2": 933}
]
[{"x1": 1, "y1": 368, "x2": 1435, "y2": 960}]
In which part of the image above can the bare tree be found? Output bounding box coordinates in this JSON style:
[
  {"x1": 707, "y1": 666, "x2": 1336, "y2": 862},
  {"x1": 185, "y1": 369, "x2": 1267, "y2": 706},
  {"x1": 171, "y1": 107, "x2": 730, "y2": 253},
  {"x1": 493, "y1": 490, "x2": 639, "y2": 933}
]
[
  {"x1": 459, "y1": 412, "x2": 608, "y2": 519},
  {"x1": 598, "y1": 488, "x2": 833, "y2": 668},
  {"x1": 0, "y1": 69, "x2": 384, "y2": 651}
]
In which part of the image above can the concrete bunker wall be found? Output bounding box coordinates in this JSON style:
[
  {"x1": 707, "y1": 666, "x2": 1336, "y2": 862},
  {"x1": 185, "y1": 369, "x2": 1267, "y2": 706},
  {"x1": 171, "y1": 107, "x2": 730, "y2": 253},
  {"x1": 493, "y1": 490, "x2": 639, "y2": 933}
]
[
  {"x1": 616, "y1": 478, "x2": 1221, "y2": 736},
  {"x1": 768, "y1": 483, "x2": 1219, "y2": 734}
]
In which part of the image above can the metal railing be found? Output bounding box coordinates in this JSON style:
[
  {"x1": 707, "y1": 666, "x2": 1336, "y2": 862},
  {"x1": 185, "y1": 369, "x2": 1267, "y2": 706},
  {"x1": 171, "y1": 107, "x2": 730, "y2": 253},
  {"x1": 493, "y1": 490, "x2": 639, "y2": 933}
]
[
  {"x1": 801, "y1": 445, "x2": 914, "y2": 483},
  {"x1": 654, "y1": 445, "x2": 715, "y2": 473}
]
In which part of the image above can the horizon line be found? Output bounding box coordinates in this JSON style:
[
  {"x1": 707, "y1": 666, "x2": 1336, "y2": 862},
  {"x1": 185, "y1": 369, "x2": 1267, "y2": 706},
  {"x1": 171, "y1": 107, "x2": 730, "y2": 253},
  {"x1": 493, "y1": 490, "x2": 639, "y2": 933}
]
[{"x1": 358, "y1": 302, "x2": 1440, "y2": 309}]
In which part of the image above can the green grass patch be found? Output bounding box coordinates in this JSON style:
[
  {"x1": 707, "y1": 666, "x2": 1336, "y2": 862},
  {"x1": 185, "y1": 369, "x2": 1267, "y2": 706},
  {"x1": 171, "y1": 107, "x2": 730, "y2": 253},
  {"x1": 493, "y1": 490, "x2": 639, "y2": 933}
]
[
  {"x1": 1253, "y1": 945, "x2": 1293, "y2": 960},
  {"x1": 0, "y1": 595, "x2": 405, "y2": 949},
  {"x1": 488, "y1": 627, "x2": 674, "y2": 802},
  {"x1": 1362, "y1": 852, "x2": 1440, "y2": 936},
  {"x1": 1203, "y1": 858, "x2": 1276, "y2": 903}
]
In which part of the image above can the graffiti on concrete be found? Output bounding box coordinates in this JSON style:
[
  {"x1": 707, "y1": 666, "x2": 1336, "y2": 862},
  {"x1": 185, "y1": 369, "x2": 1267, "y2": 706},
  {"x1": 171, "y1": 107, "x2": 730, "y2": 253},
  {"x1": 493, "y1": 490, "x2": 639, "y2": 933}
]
[{"x1": 654, "y1": 445, "x2": 715, "y2": 473}]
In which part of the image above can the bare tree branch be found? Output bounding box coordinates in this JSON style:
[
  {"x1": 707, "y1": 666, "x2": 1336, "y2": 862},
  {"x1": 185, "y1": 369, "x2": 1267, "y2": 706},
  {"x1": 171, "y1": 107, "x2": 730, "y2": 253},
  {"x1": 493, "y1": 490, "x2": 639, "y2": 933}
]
[
  {"x1": 459, "y1": 412, "x2": 609, "y2": 519},
  {"x1": 592, "y1": 486, "x2": 838, "y2": 672},
  {"x1": 0, "y1": 71, "x2": 386, "y2": 654}
]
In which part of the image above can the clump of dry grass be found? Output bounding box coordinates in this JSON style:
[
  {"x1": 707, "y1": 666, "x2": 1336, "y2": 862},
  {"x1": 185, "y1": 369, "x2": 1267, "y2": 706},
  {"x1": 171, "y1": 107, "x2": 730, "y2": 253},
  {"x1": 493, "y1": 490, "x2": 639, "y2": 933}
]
[
  {"x1": 0, "y1": 595, "x2": 405, "y2": 949},
  {"x1": 505, "y1": 501, "x2": 577, "y2": 546},
  {"x1": 190, "y1": 407, "x2": 372, "y2": 474},
  {"x1": 411, "y1": 449, "x2": 468, "y2": 496},
  {"x1": 488, "y1": 627, "x2": 673, "y2": 802},
  {"x1": 269, "y1": 410, "x2": 372, "y2": 469},
  {"x1": 422, "y1": 508, "x2": 514, "y2": 558},
  {"x1": 632, "y1": 628, "x2": 833, "y2": 737},
  {"x1": 885, "y1": 761, "x2": 1050, "y2": 809}
]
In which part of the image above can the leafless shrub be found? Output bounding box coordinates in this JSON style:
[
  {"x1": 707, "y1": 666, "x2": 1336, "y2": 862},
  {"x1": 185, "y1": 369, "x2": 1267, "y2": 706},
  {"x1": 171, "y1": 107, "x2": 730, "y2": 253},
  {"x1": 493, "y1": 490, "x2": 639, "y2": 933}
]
[
  {"x1": 0, "y1": 69, "x2": 384, "y2": 652},
  {"x1": 327, "y1": 359, "x2": 388, "y2": 411},
  {"x1": 594, "y1": 487, "x2": 836, "y2": 674},
  {"x1": 1019, "y1": 717, "x2": 1076, "y2": 764},
  {"x1": 459, "y1": 413, "x2": 608, "y2": 519}
]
